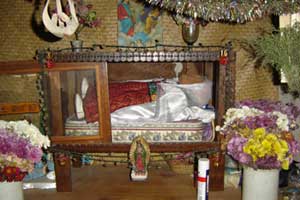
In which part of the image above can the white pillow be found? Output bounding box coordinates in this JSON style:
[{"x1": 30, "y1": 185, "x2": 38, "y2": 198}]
[
  {"x1": 177, "y1": 80, "x2": 212, "y2": 107},
  {"x1": 158, "y1": 80, "x2": 212, "y2": 107}
]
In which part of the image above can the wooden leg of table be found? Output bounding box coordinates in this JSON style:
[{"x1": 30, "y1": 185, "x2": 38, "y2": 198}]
[
  {"x1": 209, "y1": 152, "x2": 225, "y2": 191},
  {"x1": 193, "y1": 153, "x2": 199, "y2": 188},
  {"x1": 54, "y1": 153, "x2": 72, "y2": 192}
]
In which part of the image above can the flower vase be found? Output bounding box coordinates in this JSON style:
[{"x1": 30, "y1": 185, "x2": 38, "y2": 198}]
[
  {"x1": 0, "y1": 181, "x2": 24, "y2": 200},
  {"x1": 242, "y1": 167, "x2": 279, "y2": 200},
  {"x1": 71, "y1": 40, "x2": 83, "y2": 52}
]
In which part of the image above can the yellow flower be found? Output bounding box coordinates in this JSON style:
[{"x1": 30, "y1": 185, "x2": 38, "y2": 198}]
[
  {"x1": 272, "y1": 139, "x2": 289, "y2": 161},
  {"x1": 253, "y1": 128, "x2": 266, "y2": 139},
  {"x1": 279, "y1": 140, "x2": 289, "y2": 150},
  {"x1": 243, "y1": 143, "x2": 260, "y2": 161},
  {"x1": 256, "y1": 146, "x2": 267, "y2": 158},
  {"x1": 265, "y1": 133, "x2": 277, "y2": 142},
  {"x1": 261, "y1": 139, "x2": 272, "y2": 152},
  {"x1": 281, "y1": 159, "x2": 289, "y2": 170},
  {"x1": 243, "y1": 145, "x2": 251, "y2": 154},
  {"x1": 273, "y1": 140, "x2": 281, "y2": 152}
]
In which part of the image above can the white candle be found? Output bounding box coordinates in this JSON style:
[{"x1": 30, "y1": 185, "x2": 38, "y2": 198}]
[{"x1": 197, "y1": 158, "x2": 209, "y2": 200}]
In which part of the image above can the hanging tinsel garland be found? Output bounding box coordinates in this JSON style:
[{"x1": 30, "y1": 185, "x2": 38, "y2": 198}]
[{"x1": 144, "y1": 0, "x2": 300, "y2": 23}]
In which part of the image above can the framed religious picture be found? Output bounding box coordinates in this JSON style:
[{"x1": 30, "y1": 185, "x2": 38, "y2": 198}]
[{"x1": 117, "y1": 0, "x2": 163, "y2": 46}]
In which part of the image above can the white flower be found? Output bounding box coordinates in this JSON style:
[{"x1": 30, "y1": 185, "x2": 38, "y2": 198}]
[
  {"x1": 220, "y1": 106, "x2": 263, "y2": 130},
  {"x1": 0, "y1": 120, "x2": 7, "y2": 129},
  {"x1": 0, "y1": 120, "x2": 50, "y2": 149},
  {"x1": 273, "y1": 111, "x2": 289, "y2": 131},
  {"x1": 219, "y1": 104, "x2": 294, "y2": 134}
]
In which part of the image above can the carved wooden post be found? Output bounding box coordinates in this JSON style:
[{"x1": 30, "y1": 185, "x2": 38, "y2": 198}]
[
  {"x1": 54, "y1": 152, "x2": 72, "y2": 192},
  {"x1": 208, "y1": 59, "x2": 226, "y2": 191},
  {"x1": 209, "y1": 45, "x2": 236, "y2": 191},
  {"x1": 208, "y1": 152, "x2": 225, "y2": 191}
]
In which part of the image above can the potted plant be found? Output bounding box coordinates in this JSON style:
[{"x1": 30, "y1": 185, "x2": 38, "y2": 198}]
[
  {"x1": 252, "y1": 22, "x2": 300, "y2": 95},
  {"x1": 218, "y1": 99, "x2": 300, "y2": 200},
  {"x1": 65, "y1": 0, "x2": 101, "y2": 51},
  {"x1": 0, "y1": 120, "x2": 50, "y2": 200}
]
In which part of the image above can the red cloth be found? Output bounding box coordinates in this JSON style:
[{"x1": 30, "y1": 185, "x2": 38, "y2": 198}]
[
  {"x1": 83, "y1": 82, "x2": 151, "y2": 123},
  {"x1": 109, "y1": 82, "x2": 151, "y2": 112},
  {"x1": 82, "y1": 86, "x2": 99, "y2": 123}
]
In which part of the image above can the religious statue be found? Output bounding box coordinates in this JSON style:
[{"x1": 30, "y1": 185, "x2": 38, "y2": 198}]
[{"x1": 129, "y1": 136, "x2": 150, "y2": 181}]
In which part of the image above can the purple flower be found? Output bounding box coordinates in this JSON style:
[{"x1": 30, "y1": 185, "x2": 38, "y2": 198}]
[
  {"x1": 255, "y1": 156, "x2": 281, "y2": 169},
  {"x1": 227, "y1": 135, "x2": 252, "y2": 165},
  {"x1": 0, "y1": 128, "x2": 43, "y2": 163},
  {"x1": 28, "y1": 148, "x2": 43, "y2": 163},
  {"x1": 288, "y1": 140, "x2": 300, "y2": 156},
  {"x1": 239, "y1": 153, "x2": 252, "y2": 164},
  {"x1": 243, "y1": 114, "x2": 279, "y2": 132},
  {"x1": 237, "y1": 99, "x2": 300, "y2": 130}
]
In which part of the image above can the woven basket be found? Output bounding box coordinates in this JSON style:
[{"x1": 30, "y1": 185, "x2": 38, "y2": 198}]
[{"x1": 167, "y1": 160, "x2": 194, "y2": 175}]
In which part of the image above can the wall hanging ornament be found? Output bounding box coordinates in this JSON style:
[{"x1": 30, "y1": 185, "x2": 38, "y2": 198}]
[{"x1": 42, "y1": 0, "x2": 79, "y2": 38}]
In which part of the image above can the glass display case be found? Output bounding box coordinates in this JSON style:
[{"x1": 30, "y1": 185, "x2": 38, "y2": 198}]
[
  {"x1": 44, "y1": 62, "x2": 111, "y2": 143},
  {"x1": 0, "y1": 45, "x2": 236, "y2": 192}
]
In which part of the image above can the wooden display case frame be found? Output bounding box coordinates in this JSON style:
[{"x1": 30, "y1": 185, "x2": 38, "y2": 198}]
[{"x1": 0, "y1": 46, "x2": 236, "y2": 192}]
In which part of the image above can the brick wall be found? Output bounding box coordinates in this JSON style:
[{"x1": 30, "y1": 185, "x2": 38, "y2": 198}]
[{"x1": 0, "y1": 0, "x2": 278, "y2": 104}]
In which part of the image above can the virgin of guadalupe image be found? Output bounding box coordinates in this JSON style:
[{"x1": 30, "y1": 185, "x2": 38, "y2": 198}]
[{"x1": 129, "y1": 136, "x2": 150, "y2": 181}]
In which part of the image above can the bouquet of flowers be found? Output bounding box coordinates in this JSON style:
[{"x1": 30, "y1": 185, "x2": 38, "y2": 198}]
[
  {"x1": 0, "y1": 120, "x2": 50, "y2": 182},
  {"x1": 218, "y1": 99, "x2": 300, "y2": 170},
  {"x1": 65, "y1": 0, "x2": 101, "y2": 40}
]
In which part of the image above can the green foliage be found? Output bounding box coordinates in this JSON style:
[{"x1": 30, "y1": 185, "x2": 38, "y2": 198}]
[{"x1": 253, "y1": 23, "x2": 300, "y2": 94}]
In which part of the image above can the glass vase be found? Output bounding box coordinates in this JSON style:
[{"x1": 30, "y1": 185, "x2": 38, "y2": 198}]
[
  {"x1": 182, "y1": 19, "x2": 199, "y2": 47},
  {"x1": 71, "y1": 40, "x2": 83, "y2": 52}
]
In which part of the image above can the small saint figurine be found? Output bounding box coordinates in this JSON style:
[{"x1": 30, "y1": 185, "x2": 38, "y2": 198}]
[{"x1": 129, "y1": 136, "x2": 150, "y2": 181}]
